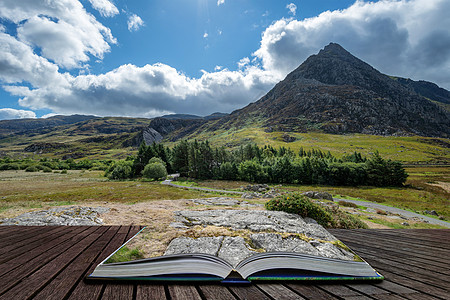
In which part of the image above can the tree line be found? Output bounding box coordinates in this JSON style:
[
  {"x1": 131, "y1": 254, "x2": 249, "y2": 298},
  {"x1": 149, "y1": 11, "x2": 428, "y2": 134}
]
[{"x1": 106, "y1": 141, "x2": 407, "y2": 187}]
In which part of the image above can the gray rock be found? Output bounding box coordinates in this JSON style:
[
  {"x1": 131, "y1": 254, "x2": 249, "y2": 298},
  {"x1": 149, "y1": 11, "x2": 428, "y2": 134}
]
[
  {"x1": 401, "y1": 222, "x2": 410, "y2": 226},
  {"x1": 424, "y1": 210, "x2": 439, "y2": 216},
  {"x1": 169, "y1": 222, "x2": 189, "y2": 229},
  {"x1": 302, "y1": 191, "x2": 333, "y2": 201},
  {"x1": 164, "y1": 236, "x2": 224, "y2": 256},
  {"x1": 174, "y1": 210, "x2": 337, "y2": 241},
  {"x1": 0, "y1": 206, "x2": 109, "y2": 226},
  {"x1": 366, "y1": 208, "x2": 377, "y2": 213},
  {"x1": 218, "y1": 236, "x2": 256, "y2": 267},
  {"x1": 241, "y1": 192, "x2": 262, "y2": 199},
  {"x1": 251, "y1": 233, "x2": 320, "y2": 256}
]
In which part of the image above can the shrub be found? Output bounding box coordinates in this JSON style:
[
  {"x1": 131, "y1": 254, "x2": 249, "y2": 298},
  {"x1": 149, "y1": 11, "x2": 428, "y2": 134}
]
[
  {"x1": 61, "y1": 170, "x2": 68, "y2": 174},
  {"x1": 42, "y1": 166, "x2": 53, "y2": 173},
  {"x1": 0, "y1": 163, "x2": 20, "y2": 170},
  {"x1": 265, "y1": 193, "x2": 333, "y2": 227},
  {"x1": 143, "y1": 162, "x2": 167, "y2": 180},
  {"x1": 25, "y1": 166, "x2": 39, "y2": 172},
  {"x1": 148, "y1": 157, "x2": 166, "y2": 167},
  {"x1": 106, "y1": 160, "x2": 134, "y2": 180},
  {"x1": 325, "y1": 205, "x2": 368, "y2": 229}
]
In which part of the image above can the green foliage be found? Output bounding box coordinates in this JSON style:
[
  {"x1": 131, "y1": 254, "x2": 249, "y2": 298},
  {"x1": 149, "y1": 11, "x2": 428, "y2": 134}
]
[
  {"x1": 143, "y1": 162, "x2": 168, "y2": 180},
  {"x1": 0, "y1": 163, "x2": 20, "y2": 170},
  {"x1": 148, "y1": 157, "x2": 166, "y2": 167},
  {"x1": 366, "y1": 152, "x2": 408, "y2": 186},
  {"x1": 238, "y1": 160, "x2": 268, "y2": 183},
  {"x1": 326, "y1": 205, "x2": 368, "y2": 229},
  {"x1": 106, "y1": 246, "x2": 145, "y2": 264},
  {"x1": 105, "y1": 160, "x2": 134, "y2": 180},
  {"x1": 42, "y1": 166, "x2": 53, "y2": 173},
  {"x1": 25, "y1": 166, "x2": 39, "y2": 172},
  {"x1": 265, "y1": 193, "x2": 333, "y2": 227}
]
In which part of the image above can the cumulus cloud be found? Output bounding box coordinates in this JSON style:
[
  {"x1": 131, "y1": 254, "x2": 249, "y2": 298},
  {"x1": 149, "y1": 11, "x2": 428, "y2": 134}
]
[
  {"x1": 14, "y1": 63, "x2": 276, "y2": 117},
  {"x1": 203, "y1": 32, "x2": 209, "y2": 38},
  {"x1": 217, "y1": 0, "x2": 225, "y2": 6},
  {"x1": 255, "y1": 0, "x2": 450, "y2": 88},
  {"x1": 0, "y1": 0, "x2": 116, "y2": 69},
  {"x1": 127, "y1": 14, "x2": 144, "y2": 32},
  {"x1": 88, "y1": 0, "x2": 119, "y2": 17},
  {"x1": 0, "y1": 108, "x2": 36, "y2": 120},
  {"x1": 286, "y1": 3, "x2": 297, "y2": 16}
]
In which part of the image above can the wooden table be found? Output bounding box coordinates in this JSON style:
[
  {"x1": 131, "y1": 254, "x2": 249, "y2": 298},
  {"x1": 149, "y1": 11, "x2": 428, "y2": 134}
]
[{"x1": 0, "y1": 226, "x2": 448, "y2": 299}]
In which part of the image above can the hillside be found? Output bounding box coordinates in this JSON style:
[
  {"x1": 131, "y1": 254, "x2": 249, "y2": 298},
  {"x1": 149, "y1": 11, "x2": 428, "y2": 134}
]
[
  {"x1": 178, "y1": 43, "x2": 448, "y2": 138},
  {"x1": 0, "y1": 44, "x2": 449, "y2": 163}
]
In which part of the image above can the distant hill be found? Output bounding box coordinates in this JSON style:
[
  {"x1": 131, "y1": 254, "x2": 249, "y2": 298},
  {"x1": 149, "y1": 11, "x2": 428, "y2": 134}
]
[
  {"x1": 0, "y1": 115, "x2": 98, "y2": 137},
  {"x1": 173, "y1": 43, "x2": 449, "y2": 138},
  {"x1": 160, "y1": 112, "x2": 228, "y2": 120}
]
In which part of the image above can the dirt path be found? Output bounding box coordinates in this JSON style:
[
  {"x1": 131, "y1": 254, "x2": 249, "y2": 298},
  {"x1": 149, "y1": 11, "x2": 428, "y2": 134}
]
[{"x1": 334, "y1": 197, "x2": 450, "y2": 228}]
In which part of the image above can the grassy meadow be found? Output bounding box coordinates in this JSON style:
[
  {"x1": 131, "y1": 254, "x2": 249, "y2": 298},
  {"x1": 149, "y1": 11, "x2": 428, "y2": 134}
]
[{"x1": 0, "y1": 170, "x2": 207, "y2": 216}]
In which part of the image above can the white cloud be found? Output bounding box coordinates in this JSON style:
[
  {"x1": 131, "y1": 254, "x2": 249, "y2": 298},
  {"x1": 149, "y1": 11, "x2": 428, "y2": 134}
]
[
  {"x1": 13, "y1": 63, "x2": 276, "y2": 117},
  {"x1": 127, "y1": 14, "x2": 144, "y2": 32},
  {"x1": 255, "y1": 0, "x2": 450, "y2": 88},
  {"x1": 88, "y1": 0, "x2": 119, "y2": 17},
  {"x1": 203, "y1": 32, "x2": 209, "y2": 38},
  {"x1": 214, "y1": 66, "x2": 223, "y2": 71},
  {"x1": 238, "y1": 57, "x2": 250, "y2": 69},
  {"x1": 0, "y1": 0, "x2": 116, "y2": 69},
  {"x1": 0, "y1": 108, "x2": 36, "y2": 120},
  {"x1": 217, "y1": 0, "x2": 225, "y2": 6},
  {"x1": 286, "y1": 3, "x2": 297, "y2": 16}
]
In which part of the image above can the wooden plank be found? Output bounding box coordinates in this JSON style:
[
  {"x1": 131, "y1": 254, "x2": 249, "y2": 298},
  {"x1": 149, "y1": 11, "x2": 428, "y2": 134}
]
[
  {"x1": 334, "y1": 230, "x2": 450, "y2": 259},
  {"x1": 0, "y1": 226, "x2": 97, "y2": 295},
  {"x1": 0, "y1": 226, "x2": 107, "y2": 300},
  {"x1": 198, "y1": 285, "x2": 237, "y2": 300},
  {"x1": 339, "y1": 245, "x2": 450, "y2": 289},
  {"x1": 0, "y1": 226, "x2": 70, "y2": 262},
  {"x1": 228, "y1": 285, "x2": 270, "y2": 300},
  {"x1": 256, "y1": 283, "x2": 305, "y2": 299},
  {"x1": 0, "y1": 226, "x2": 55, "y2": 250},
  {"x1": 286, "y1": 284, "x2": 338, "y2": 299},
  {"x1": 368, "y1": 269, "x2": 450, "y2": 300},
  {"x1": 168, "y1": 285, "x2": 202, "y2": 300},
  {"x1": 335, "y1": 237, "x2": 450, "y2": 275},
  {"x1": 102, "y1": 284, "x2": 134, "y2": 300},
  {"x1": 136, "y1": 285, "x2": 166, "y2": 300},
  {"x1": 0, "y1": 226, "x2": 45, "y2": 243},
  {"x1": 318, "y1": 284, "x2": 367, "y2": 298},
  {"x1": 68, "y1": 226, "x2": 135, "y2": 300},
  {"x1": 0, "y1": 226, "x2": 79, "y2": 277},
  {"x1": 32, "y1": 226, "x2": 121, "y2": 300}
]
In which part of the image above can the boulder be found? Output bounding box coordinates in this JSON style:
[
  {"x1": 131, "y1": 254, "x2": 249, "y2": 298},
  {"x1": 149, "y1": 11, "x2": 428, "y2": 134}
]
[{"x1": 302, "y1": 191, "x2": 333, "y2": 201}]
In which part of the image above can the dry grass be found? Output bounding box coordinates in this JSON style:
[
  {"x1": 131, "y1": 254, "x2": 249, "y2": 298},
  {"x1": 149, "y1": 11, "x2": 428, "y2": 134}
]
[{"x1": 0, "y1": 170, "x2": 208, "y2": 217}]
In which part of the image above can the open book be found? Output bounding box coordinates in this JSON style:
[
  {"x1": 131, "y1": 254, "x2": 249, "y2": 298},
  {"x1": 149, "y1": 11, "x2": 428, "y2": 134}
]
[{"x1": 87, "y1": 209, "x2": 383, "y2": 283}]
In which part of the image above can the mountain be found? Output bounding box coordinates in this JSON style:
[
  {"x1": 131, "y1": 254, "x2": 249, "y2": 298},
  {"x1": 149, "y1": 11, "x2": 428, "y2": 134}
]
[
  {"x1": 393, "y1": 77, "x2": 450, "y2": 105},
  {"x1": 178, "y1": 43, "x2": 449, "y2": 138},
  {"x1": 0, "y1": 115, "x2": 98, "y2": 137}
]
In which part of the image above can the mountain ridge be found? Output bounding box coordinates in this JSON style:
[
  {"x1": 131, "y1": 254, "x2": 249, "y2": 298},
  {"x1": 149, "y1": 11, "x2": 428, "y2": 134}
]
[{"x1": 172, "y1": 43, "x2": 448, "y2": 138}]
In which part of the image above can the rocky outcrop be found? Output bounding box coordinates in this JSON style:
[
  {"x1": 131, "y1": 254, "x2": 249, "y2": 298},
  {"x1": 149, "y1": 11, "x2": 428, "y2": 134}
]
[
  {"x1": 174, "y1": 209, "x2": 336, "y2": 241},
  {"x1": 166, "y1": 209, "x2": 356, "y2": 266},
  {"x1": 0, "y1": 206, "x2": 109, "y2": 226},
  {"x1": 302, "y1": 191, "x2": 333, "y2": 201},
  {"x1": 24, "y1": 142, "x2": 68, "y2": 153}
]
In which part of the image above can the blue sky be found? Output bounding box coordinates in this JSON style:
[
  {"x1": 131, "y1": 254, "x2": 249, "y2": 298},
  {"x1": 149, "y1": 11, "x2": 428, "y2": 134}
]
[{"x1": 0, "y1": 0, "x2": 449, "y2": 120}]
